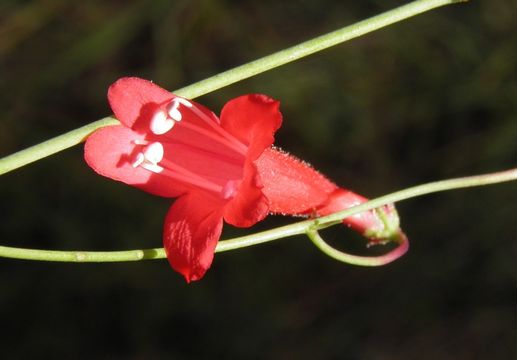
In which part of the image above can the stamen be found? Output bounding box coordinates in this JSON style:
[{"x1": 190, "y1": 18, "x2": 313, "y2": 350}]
[
  {"x1": 132, "y1": 142, "x2": 165, "y2": 173},
  {"x1": 134, "y1": 97, "x2": 249, "y2": 196},
  {"x1": 175, "y1": 98, "x2": 193, "y2": 107},
  {"x1": 181, "y1": 121, "x2": 247, "y2": 156},
  {"x1": 159, "y1": 158, "x2": 223, "y2": 194},
  {"x1": 132, "y1": 139, "x2": 149, "y2": 145},
  {"x1": 161, "y1": 97, "x2": 247, "y2": 155},
  {"x1": 166, "y1": 97, "x2": 193, "y2": 121},
  {"x1": 132, "y1": 139, "x2": 232, "y2": 196},
  {"x1": 169, "y1": 105, "x2": 182, "y2": 121},
  {"x1": 184, "y1": 104, "x2": 248, "y2": 154},
  {"x1": 132, "y1": 153, "x2": 145, "y2": 168},
  {"x1": 143, "y1": 142, "x2": 164, "y2": 164},
  {"x1": 150, "y1": 110, "x2": 175, "y2": 135},
  {"x1": 159, "y1": 138, "x2": 244, "y2": 167},
  {"x1": 141, "y1": 163, "x2": 164, "y2": 173}
]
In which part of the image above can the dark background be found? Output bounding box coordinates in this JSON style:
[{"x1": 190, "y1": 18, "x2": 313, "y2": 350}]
[{"x1": 1, "y1": 0, "x2": 517, "y2": 358}]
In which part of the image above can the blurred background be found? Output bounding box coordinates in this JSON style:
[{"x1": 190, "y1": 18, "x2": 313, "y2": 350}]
[{"x1": 1, "y1": 0, "x2": 517, "y2": 358}]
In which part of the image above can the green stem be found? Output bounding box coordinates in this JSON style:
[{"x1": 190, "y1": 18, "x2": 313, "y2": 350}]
[
  {"x1": 1, "y1": 166, "x2": 514, "y2": 263},
  {"x1": 306, "y1": 229, "x2": 409, "y2": 266},
  {"x1": 0, "y1": 117, "x2": 118, "y2": 175},
  {"x1": 318, "y1": 168, "x2": 517, "y2": 226},
  {"x1": 0, "y1": 0, "x2": 466, "y2": 175},
  {"x1": 173, "y1": 0, "x2": 467, "y2": 100}
]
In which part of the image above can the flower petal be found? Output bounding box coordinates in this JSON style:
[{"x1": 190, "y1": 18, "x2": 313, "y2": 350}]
[
  {"x1": 255, "y1": 147, "x2": 337, "y2": 214},
  {"x1": 220, "y1": 94, "x2": 282, "y2": 160},
  {"x1": 163, "y1": 193, "x2": 224, "y2": 283},
  {"x1": 108, "y1": 77, "x2": 173, "y2": 128},
  {"x1": 84, "y1": 125, "x2": 185, "y2": 198},
  {"x1": 317, "y1": 188, "x2": 396, "y2": 236},
  {"x1": 223, "y1": 162, "x2": 269, "y2": 227}
]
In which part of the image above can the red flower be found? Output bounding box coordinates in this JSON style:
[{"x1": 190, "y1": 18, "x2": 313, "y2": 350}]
[
  {"x1": 256, "y1": 148, "x2": 406, "y2": 245},
  {"x1": 85, "y1": 77, "x2": 281, "y2": 282},
  {"x1": 85, "y1": 77, "x2": 406, "y2": 282}
]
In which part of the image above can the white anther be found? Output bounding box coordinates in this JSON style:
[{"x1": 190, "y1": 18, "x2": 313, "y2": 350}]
[
  {"x1": 175, "y1": 97, "x2": 193, "y2": 107},
  {"x1": 132, "y1": 142, "x2": 165, "y2": 173},
  {"x1": 167, "y1": 102, "x2": 182, "y2": 121},
  {"x1": 150, "y1": 110, "x2": 175, "y2": 135},
  {"x1": 141, "y1": 163, "x2": 164, "y2": 173},
  {"x1": 132, "y1": 139, "x2": 149, "y2": 145},
  {"x1": 132, "y1": 153, "x2": 145, "y2": 168},
  {"x1": 143, "y1": 142, "x2": 164, "y2": 164},
  {"x1": 166, "y1": 97, "x2": 194, "y2": 122}
]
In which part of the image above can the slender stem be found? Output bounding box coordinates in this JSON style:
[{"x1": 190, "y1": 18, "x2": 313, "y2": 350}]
[
  {"x1": 0, "y1": 166, "x2": 514, "y2": 263},
  {"x1": 0, "y1": 0, "x2": 466, "y2": 175},
  {"x1": 318, "y1": 168, "x2": 517, "y2": 226},
  {"x1": 0, "y1": 247, "x2": 163, "y2": 262},
  {"x1": 0, "y1": 117, "x2": 119, "y2": 175},
  {"x1": 173, "y1": 0, "x2": 467, "y2": 100},
  {"x1": 306, "y1": 229, "x2": 409, "y2": 266}
]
